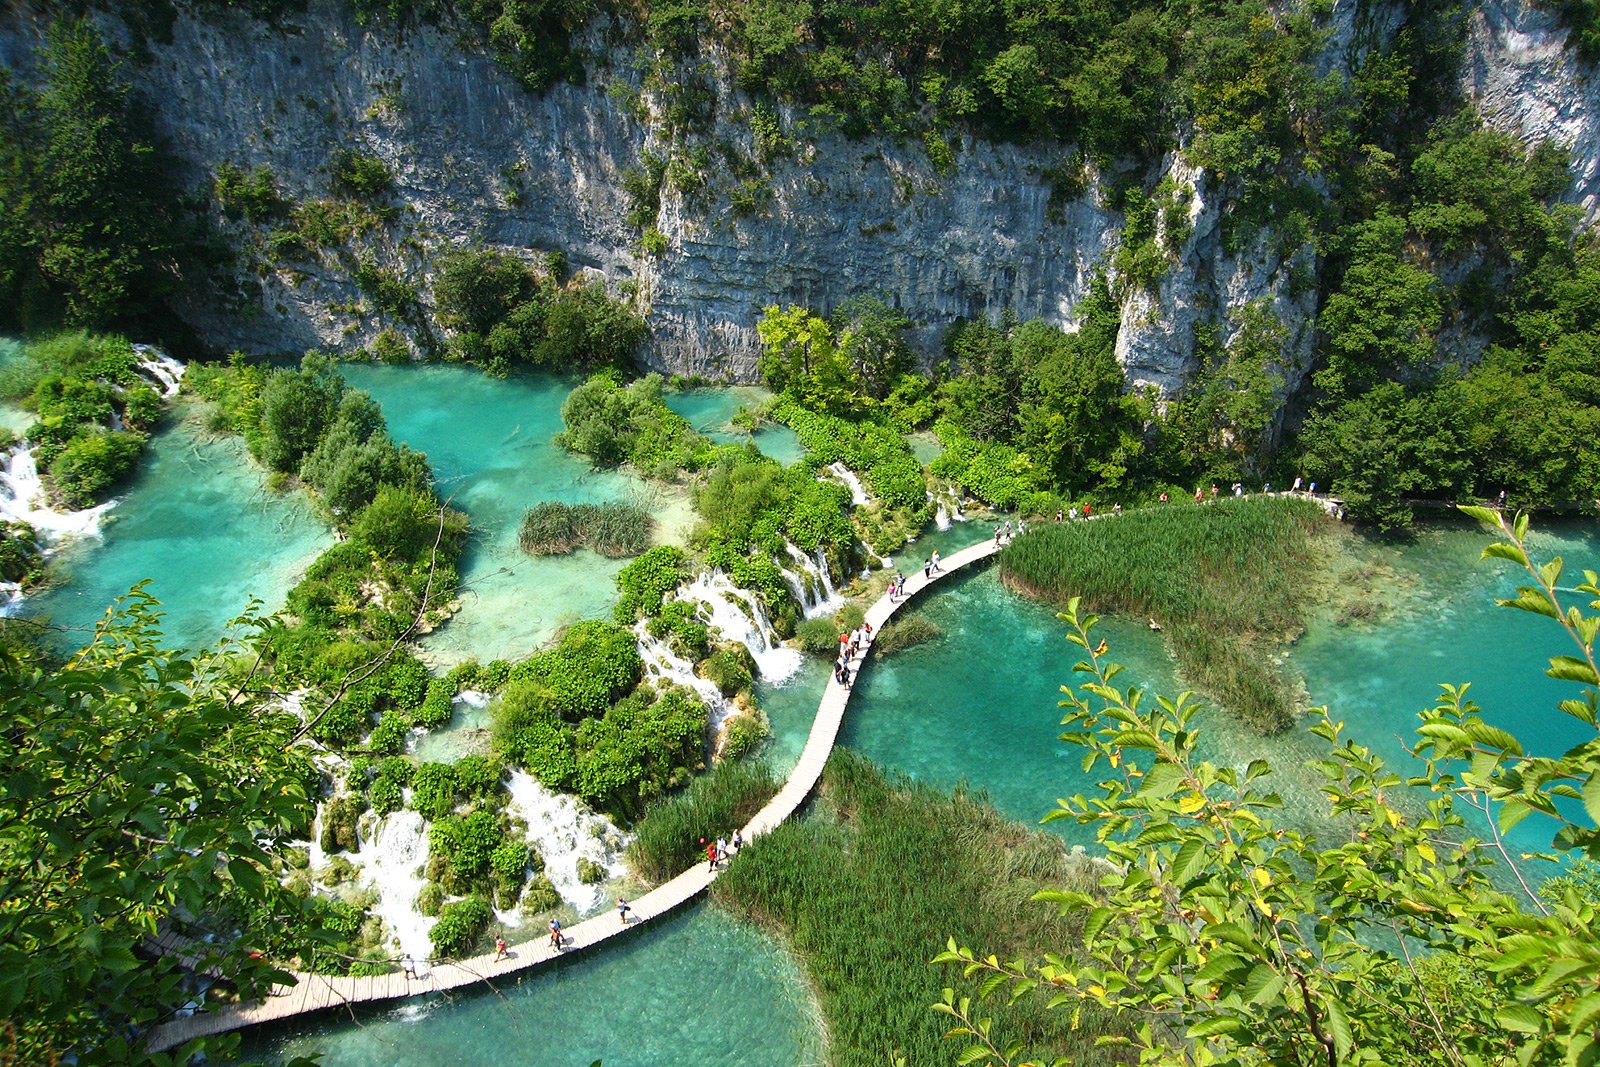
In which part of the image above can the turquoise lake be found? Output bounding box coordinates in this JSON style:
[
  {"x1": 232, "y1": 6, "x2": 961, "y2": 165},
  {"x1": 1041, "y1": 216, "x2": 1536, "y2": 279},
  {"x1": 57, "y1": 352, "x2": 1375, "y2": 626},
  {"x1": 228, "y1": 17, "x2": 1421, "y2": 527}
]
[
  {"x1": 24, "y1": 412, "x2": 332, "y2": 653},
  {"x1": 17, "y1": 360, "x2": 1596, "y2": 1064}
]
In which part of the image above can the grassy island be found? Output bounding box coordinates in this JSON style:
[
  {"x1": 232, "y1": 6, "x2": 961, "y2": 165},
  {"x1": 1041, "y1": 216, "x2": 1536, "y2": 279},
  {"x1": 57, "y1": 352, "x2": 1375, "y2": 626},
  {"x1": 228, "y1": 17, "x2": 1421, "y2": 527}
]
[{"x1": 998, "y1": 495, "x2": 1327, "y2": 733}]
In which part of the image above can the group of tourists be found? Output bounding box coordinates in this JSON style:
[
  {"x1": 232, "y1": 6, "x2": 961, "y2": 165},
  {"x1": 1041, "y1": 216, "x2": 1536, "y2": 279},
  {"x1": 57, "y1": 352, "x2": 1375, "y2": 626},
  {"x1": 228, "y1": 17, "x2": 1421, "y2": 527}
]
[
  {"x1": 835, "y1": 621, "x2": 873, "y2": 686},
  {"x1": 702, "y1": 831, "x2": 744, "y2": 871},
  {"x1": 921, "y1": 550, "x2": 942, "y2": 579},
  {"x1": 993, "y1": 519, "x2": 1022, "y2": 544}
]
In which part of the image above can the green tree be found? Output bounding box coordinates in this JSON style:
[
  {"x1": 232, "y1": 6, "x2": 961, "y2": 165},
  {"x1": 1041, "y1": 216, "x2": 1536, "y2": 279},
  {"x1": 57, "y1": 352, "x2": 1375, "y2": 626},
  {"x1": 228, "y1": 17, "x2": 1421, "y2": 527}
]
[
  {"x1": 940, "y1": 513, "x2": 1600, "y2": 1067},
  {"x1": 0, "y1": 591, "x2": 320, "y2": 1064},
  {"x1": 1316, "y1": 213, "x2": 1442, "y2": 398}
]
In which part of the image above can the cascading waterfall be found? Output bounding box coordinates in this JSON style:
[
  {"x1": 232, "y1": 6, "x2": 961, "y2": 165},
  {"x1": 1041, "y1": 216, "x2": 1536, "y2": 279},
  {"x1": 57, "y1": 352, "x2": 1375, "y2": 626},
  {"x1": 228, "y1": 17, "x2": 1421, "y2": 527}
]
[
  {"x1": 502, "y1": 771, "x2": 628, "y2": 920},
  {"x1": 931, "y1": 485, "x2": 967, "y2": 530},
  {"x1": 347, "y1": 808, "x2": 436, "y2": 961},
  {"x1": 634, "y1": 622, "x2": 737, "y2": 728},
  {"x1": 779, "y1": 542, "x2": 845, "y2": 619},
  {"x1": 0, "y1": 447, "x2": 118, "y2": 542},
  {"x1": 0, "y1": 347, "x2": 186, "y2": 617},
  {"x1": 823, "y1": 462, "x2": 871, "y2": 507},
  {"x1": 680, "y1": 570, "x2": 803, "y2": 682},
  {"x1": 133, "y1": 344, "x2": 186, "y2": 398}
]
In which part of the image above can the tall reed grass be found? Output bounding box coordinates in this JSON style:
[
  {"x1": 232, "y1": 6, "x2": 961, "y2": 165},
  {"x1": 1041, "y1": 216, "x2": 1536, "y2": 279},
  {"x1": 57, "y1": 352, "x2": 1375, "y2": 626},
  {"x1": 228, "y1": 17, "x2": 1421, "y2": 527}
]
[
  {"x1": 626, "y1": 760, "x2": 777, "y2": 883},
  {"x1": 518, "y1": 500, "x2": 652, "y2": 557},
  {"x1": 712, "y1": 751, "x2": 1127, "y2": 1067},
  {"x1": 999, "y1": 495, "x2": 1325, "y2": 733}
]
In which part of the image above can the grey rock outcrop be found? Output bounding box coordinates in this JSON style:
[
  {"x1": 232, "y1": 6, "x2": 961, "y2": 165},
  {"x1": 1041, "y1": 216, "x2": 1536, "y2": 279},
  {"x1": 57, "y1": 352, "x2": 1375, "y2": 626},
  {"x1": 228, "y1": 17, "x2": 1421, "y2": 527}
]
[{"x1": 0, "y1": 0, "x2": 1594, "y2": 398}]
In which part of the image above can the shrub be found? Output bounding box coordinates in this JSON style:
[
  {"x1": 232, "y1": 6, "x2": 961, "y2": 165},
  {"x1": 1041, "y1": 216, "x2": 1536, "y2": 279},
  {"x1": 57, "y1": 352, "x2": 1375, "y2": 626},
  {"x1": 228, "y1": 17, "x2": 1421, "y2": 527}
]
[
  {"x1": 614, "y1": 545, "x2": 688, "y2": 622},
  {"x1": 627, "y1": 760, "x2": 777, "y2": 883},
  {"x1": 701, "y1": 646, "x2": 755, "y2": 697},
  {"x1": 646, "y1": 600, "x2": 710, "y2": 660},
  {"x1": 366, "y1": 712, "x2": 409, "y2": 755},
  {"x1": 47, "y1": 429, "x2": 145, "y2": 509},
  {"x1": 720, "y1": 709, "x2": 770, "y2": 761},
  {"x1": 519, "y1": 500, "x2": 652, "y2": 557},
  {"x1": 428, "y1": 896, "x2": 492, "y2": 958},
  {"x1": 455, "y1": 755, "x2": 505, "y2": 800},
  {"x1": 577, "y1": 857, "x2": 606, "y2": 885},
  {"x1": 411, "y1": 679, "x2": 455, "y2": 730},
  {"x1": 330, "y1": 147, "x2": 393, "y2": 199},
  {"x1": 508, "y1": 620, "x2": 643, "y2": 720},
  {"x1": 410, "y1": 762, "x2": 460, "y2": 819},
  {"x1": 795, "y1": 617, "x2": 840, "y2": 656},
  {"x1": 417, "y1": 881, "x2": 444, "y2": 916}
]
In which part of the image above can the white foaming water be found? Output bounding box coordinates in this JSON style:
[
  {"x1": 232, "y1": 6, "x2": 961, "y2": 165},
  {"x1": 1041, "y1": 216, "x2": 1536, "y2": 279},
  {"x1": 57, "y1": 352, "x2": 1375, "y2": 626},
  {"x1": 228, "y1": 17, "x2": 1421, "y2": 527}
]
[
  {"x1": 931, "y1": 486, "x2": 967, "y2": 530},
  {"x1": 634, "y1": 622, "x2": 737, "y2": 728},
  {"x1": 132, "y1": 345, "x2": 186, "y2": 398},
  {"x1": 503, "y1": 771, "x2": 628, "y2": 920},
  {"x1": 349, "y1": 808, "x2": 435, "y2": 961},
  {"x1": 779, "y1": 542, "x2": 845, "y2": 619},
  {"x1": 0, "y1": 446, "x2": 117, "y2": 540},
  {"x1": 680, "y1": 569, "x2": 803, "y2": 682},
  {"x1": 824, "y1": 462, "x2": 871, "y2": 506}
]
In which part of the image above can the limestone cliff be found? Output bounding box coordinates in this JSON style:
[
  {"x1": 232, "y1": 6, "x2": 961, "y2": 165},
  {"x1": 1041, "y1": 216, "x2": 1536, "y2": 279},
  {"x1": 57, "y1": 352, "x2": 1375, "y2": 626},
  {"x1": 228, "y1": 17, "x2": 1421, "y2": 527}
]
[{"x1": 0, "y1": 0, "x2": 1592, "y2": 400}]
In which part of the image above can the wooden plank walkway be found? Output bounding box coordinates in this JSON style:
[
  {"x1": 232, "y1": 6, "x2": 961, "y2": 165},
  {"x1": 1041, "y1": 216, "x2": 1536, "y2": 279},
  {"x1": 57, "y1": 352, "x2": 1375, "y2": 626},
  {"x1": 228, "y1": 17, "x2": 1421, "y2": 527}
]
[{"x1": 147, "y1": 534, "x2": 1002, "y2": 1052}]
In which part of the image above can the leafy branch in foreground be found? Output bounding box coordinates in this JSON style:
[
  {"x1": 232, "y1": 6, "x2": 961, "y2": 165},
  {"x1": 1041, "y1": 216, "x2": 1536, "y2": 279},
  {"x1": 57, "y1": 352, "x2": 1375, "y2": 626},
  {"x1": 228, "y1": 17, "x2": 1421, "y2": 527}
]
[
  {"x1": 938, "y1": 510, "x2": 1600, "y2": 1067},
  {"x1": 0, "y1": 589, "x2": 324, "y2": 1065}
]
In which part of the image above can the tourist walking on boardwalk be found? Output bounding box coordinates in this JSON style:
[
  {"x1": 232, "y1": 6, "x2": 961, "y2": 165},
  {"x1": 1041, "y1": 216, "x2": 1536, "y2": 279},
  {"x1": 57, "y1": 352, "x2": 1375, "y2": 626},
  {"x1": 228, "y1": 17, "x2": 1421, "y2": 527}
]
[
  {"x1": 923, "y1": 557, "x2": 932, "y2": 579},
  {"x1": 618, "y1": 898, "x2": 632, "y2": 924},
  {"x1": 1056, "y1": 507, "x2": 1064, "y2": 522},
  {"x1": 994, "y1": 524, "x2": 1002, "y2": 545},
  {"x1": 732, "y1": 829, "x2": 743, "y2": 853},
  {"x1": 1004, "y1": 520, "x2": 1013, "y2": 541},
  {"x1": 931, "y1": 550, "x2": 942, "y2": 572},
  {"x1": 494, "y1": 936, "x2": 508, "y2": 962},
  {"x1": 1159, "y1": 491, "x2": 1169, "y2": 503},
  {"x1": 548, "y1": 918, "x2": 563, "y2": 950},
  {"x1": 716, "y1": 836, "x2": 728, "y2": 863},
  {"x1": 402, "y1": 954, "x2": 418, "y2": 980},
  {"x1": 707, "y1": 838, "x2": 719, "y2": 871},
  {"x1": 1293, "y1": 475, "x2": 1303, "y2": 493}
]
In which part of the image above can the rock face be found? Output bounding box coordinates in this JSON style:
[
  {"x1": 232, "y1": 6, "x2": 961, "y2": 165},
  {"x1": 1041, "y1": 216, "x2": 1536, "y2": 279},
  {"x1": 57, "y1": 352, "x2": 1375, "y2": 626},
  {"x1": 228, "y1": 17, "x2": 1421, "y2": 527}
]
[
  {"x1": 1465, "y1": 0, "x2": 1600, "y2": 216},
  {"x1": 0, "y1": 0, "x2": 1592, "y2": 398}
]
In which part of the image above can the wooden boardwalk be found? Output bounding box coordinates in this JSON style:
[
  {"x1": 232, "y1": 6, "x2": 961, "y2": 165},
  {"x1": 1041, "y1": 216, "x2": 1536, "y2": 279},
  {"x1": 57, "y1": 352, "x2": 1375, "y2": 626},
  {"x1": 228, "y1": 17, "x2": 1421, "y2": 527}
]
[{"x1": 147, "y1": 534, "x2": 1002, "y2": 1052}]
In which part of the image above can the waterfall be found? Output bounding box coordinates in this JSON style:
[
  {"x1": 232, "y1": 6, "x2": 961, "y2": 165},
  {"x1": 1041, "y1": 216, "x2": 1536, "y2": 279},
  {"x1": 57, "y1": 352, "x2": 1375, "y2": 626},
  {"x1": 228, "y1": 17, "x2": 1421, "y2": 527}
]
[
  {"x1": 132, "y1": 344, "x2": 186, "y2": 398},
  {"x1": 680, "y1": 570, "x2": 803, "y2": 682},
  {"x1": 634, "y1": 622, "x2": 736, "y2": 728},
  {"x1": 348, "y1": 808, "x2": 436, "y2": 961},
  {"x1": 0, "y1": 446, "x2": 117, "y2": 541},
  {"x1": 823, "y1": 462, "x2": 871, "y2": 506},
  {"x1": 780, "y1": 542, "x2": 846, "y2": 619},
  {"x1": 502, "y1": 771, "x2": 628, "y2": 920}
]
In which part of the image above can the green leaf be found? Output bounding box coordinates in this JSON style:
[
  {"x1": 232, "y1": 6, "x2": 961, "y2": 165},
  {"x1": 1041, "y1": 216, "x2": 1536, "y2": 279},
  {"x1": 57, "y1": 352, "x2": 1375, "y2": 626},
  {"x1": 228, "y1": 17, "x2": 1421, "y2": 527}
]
[
  {"x1": 1496, "y1": 1003, "x2": 1545, "y2": 1034},
  {"x1": 1188, "y1": 1015, "x2": 1245, "y2": 1039},
  {"x1": 1583, "y1": 776, "x2": 1600, "y2": 827},
  {"x1": 1324, "y1": 996, "x2": 1354, "y2": 1060},
  {"x1": 1241, "y1": 965, "x2": 1286, "y2": 1006},
  {"x1": 1481, "y1": 540, "x2": 1528, "y2": 565},
  {"x1": 228, "y1": 856, "x2": 265, "y2": 897},
  {"x1": 1170, "y1": 838, "x2": 1209, "y2": 887},
  {"x1": 1547, "y1": 656, "x2": 1600, "y2": 686},
  {"x1": 1499, "y1": 590, "x2": 1560, "y2": 619}
]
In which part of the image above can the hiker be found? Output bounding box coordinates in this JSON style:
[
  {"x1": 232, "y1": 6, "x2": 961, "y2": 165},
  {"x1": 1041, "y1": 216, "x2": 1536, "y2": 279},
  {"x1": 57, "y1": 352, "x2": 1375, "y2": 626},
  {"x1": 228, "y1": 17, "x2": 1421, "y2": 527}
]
[
  {"x1": 402, "y1": 954, "x2": 418, "y2": 979},
  {"x1": 494, "y1": 936, "x2": 508, "y2": 962},
  {"x1": 838, "y1": 661, "x2": 852, "y2": 687},
  {"x1": 1113, "y1": 503, "x2": 1121, "y2": 516},
  {"x1": 994, "y1": 524, "x2": 1002, "y2": 545},
  {"x1": 1056, "y1": 508, "x2": 1064, "y2": 522},
  {"x1": 732, "y1": 829, "x2": 743, "y2": 853},
  {"x1": 930, "y1": 550, "x2": 942, "y2": 572},
  {"x1": 1004, "y1": 520, "x2": 1013, "y2": 540},
  {"x1": 1498, "y1": 488, "x2": 1508, "y2": 508},
  {"x1": 618, "y1": 898, "x2": 632, "y2": 924},
  {"x1": 1309, "y1": 481, "x2": 1317, "y2": 495},
  {"x1": 707, "y1": 838, "x2": 719, "y2": 871},
  {"x1": 548, "y1": 918, "x2": 563, "y2": 950},
  {"x1": 1293, "y1": 475, "x2": 1303, "y2": 493},
  {"x1": 1082, "y1": 504, "x2": 1091, "y2": 518},
  {"x1": 1159, "y1": 491, "x2": 1169, "y2": 503},
  {"x1": 923, "y1": 558, "x2": 932, "y2": 579}
]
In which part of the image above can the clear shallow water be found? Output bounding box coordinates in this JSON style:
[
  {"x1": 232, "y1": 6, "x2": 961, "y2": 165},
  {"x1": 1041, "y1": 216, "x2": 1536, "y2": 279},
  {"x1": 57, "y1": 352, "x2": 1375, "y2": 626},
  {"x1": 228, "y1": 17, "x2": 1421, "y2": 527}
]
[
  {"x1": 338, "y1": 365, "x2": 696, "y2": 666},
  {"x1": 1294, "y1": 519, "x2": 1600, "y2": 856},
  {"x1": 23, "y1": 412, "x2": 332, "y2": 654},
  {"x1": 843, "y1": 557, "x2": 1182, "y2": 842},
  {"x1": 249, "y1": 904, "x2": 824, "y2": 1067},
  {"x1": 661, "y1": 385, "x2": 805, "y2": 466}
]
